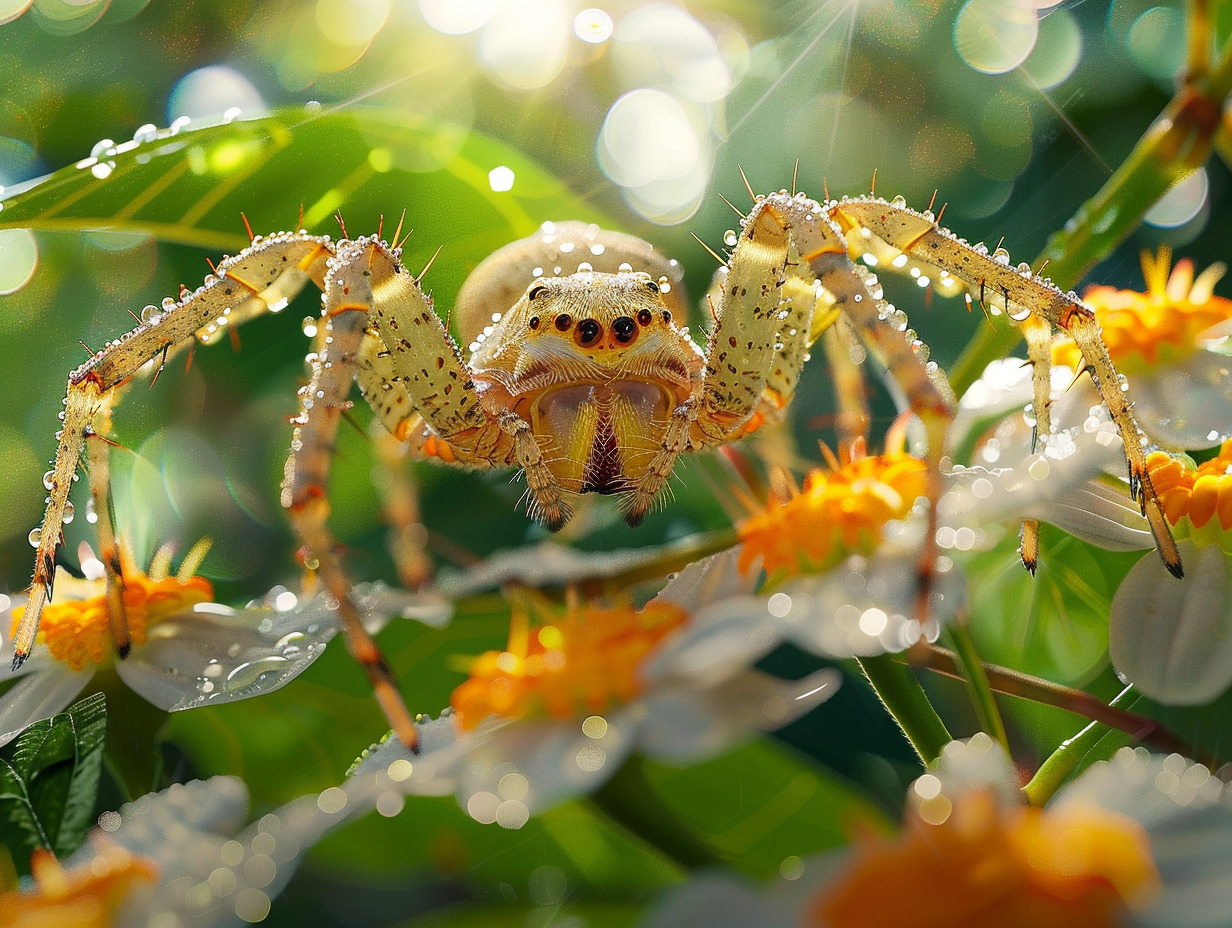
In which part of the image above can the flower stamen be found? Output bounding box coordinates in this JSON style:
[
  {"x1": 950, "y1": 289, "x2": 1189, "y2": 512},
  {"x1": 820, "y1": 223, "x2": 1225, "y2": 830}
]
[
  {"x1": 1053, "y1": 247, "x2": 1232, "y2": 371},
  {"x1": 450, "y1": 599, "x2": 689, "y2": 730},
  {"x1": 737, "y1": 435, "x2": 928, "y2": 577},
  {"x1": 11, "y1": 541, "x2": 214, "y2": 671},
  {"x1": 1146, "y1": 439, "x2": 1232, "y2": 546}
]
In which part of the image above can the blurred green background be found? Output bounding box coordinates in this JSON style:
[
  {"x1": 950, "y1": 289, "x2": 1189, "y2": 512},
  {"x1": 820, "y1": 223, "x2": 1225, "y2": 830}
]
[{"x1": 0, "y1": 0, "x2": 1226, "y2": 924}]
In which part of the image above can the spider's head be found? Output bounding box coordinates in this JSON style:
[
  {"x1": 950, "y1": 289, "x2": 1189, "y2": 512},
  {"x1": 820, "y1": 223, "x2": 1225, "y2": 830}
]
[{"x1": 469, "y1": 270, "x2": 702, "y2": 390}]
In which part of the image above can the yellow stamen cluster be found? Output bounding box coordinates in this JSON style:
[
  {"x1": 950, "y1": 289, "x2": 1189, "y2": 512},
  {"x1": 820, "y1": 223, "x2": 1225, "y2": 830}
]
[
  {"x1": 450, "y1": 601, "x2": 689, "y2": 730},
  {"x1": 737, "y1": 444, "x2": 928, "y2": 577},
  {"x1": 11, "y1": 572, "x2": 213, "y2": 672},
  {"x1": 1146, "y1": 438, "x2": 1232, "y2": 543},
  {"x1": 811, "y1": 790, "x2": 1160, "y2": 928},
  {"x1": 1, "y1": 845, "x2": 158, "y2": 928},
  {"x1": 1053, "y1": 246, "x2": 1232, "y2": 371}
]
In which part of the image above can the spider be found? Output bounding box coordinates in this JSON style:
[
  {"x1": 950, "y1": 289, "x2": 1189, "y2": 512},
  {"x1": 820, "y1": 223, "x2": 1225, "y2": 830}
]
[{"x1": 13, "y1": 187, "x2": 1183, "y2": 750}]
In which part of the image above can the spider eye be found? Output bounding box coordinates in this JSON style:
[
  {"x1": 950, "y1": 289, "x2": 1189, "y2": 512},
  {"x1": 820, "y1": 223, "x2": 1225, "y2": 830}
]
[
  {"x1": 554, "y1": 313, "x2": 572, "y2": 331},
  {"x1": 528, "y1": 283, "x2": 548, "y2": 301},
  {"x1": 529, "y1": 316, "x2": 540, "y2": 330},
  {"x1": 661, "y1": 310, "x2": 672, "y2": 323},
  {"x1": 576, "y1": 318, "x2": 602, "y2": 346},
  {"x1": 637, "y1": 308, "x2": 653, "y2": 326},
  {"x1": 612, "y1": 316, "x2": 637, "y2": 344},
  {"x1": 645, "y1": 279, "x2": 660, "y2": 294}
]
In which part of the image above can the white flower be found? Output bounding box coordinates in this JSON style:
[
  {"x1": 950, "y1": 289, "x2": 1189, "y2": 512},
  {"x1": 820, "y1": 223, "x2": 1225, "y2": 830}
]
[
  {"x1": 345, "y1": 553, "x2": 840, "y2": 827},
  {"x1": 0, "y1": 541, "x2": 450, "y2": 746},
  {"x1": 642, "y1": 736, "x2": 1232, "y2": 928}
]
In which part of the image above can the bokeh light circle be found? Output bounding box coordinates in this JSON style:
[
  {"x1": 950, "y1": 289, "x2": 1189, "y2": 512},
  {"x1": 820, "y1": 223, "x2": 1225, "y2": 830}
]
[
  {"x1": 418, "y1": 0, "x2": 496, "y2": 35},
  {"x1": 168, "y1": 65, "x2": 267, "y2": 124},
  {"x1": 1020, "y1": 6, "x2": 1081, "y2": 88},
  {"x1": 479, "y1": 0, "x2": 570, "y2": 90},
  {"x1": 0, "y1": 228, "x2": 38, "y2": 295},
  {"x1": 954, "y1": 0, "x2": 1039, "y2": 74},
  {"x1": 1144, "y1": 167, "x2": 1208, "y2": 229}
]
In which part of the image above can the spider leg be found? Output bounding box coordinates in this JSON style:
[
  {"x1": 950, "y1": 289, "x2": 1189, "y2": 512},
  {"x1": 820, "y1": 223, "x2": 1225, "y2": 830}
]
[
  {"x1": 833, "y1": 197, "x2": 1183, "y2": 579},
  {"x1": 1017, "y1": 314, "x2": 1055, "y2": 575},
  {"x1": 15, "y1": 232, "x2": 334, "y2": 670},
  {"x1": 84, "y1": 415, "x2": 131, "y2": 657}
]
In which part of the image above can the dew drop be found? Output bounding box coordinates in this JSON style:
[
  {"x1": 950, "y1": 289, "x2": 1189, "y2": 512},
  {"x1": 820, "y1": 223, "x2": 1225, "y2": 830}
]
[
  {"x1": 62, "y1": 501, "x2": 74, "y2": 525},
  {"x1": 28, "y1": 527, "x2": 41, "y2": 547},
  {"x1": 723, "y1": 230, "x2": 738, "y2": 247}
]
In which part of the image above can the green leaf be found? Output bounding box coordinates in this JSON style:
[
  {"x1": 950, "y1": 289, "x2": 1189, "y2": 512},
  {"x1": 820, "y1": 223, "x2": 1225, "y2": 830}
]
[
  {"x1": 0, "y1": 108, "x2": 601, "y2": 303},
  {"x1": 639, "y1": 738, "x2": 889, "y2": 878},
  {"x1": 402, "y1": 902, "x2": 644, "y2": 928},
  {"x1": 967, "y1": 524, "x2": 1140, "y2": 683},
  {"x1": 0, "y1": 692, "x2": 107, "y2": 868}
]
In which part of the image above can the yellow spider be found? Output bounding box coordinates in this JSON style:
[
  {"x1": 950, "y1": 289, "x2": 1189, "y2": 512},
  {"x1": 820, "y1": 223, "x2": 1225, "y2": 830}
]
[{"x1": 13, "y1": 188, "x2": 1183, "y2": 750}]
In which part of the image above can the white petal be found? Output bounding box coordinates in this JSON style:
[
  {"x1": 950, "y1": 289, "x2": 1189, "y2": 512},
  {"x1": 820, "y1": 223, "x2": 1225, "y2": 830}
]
[
  {"x1": 1025, "y1": 474, "x2": 1155, "y2": 551},
  {"x1": 651, "y1": 546, "x2": 758, "y2": 611},
  {"x1": 437, "y1": 539, "x2": 707, "y2": 598},
  {"x1": 1110, "y1": 541, "x2": 1232, "y2": 705},
  {"x1": 643, "y1": 871, "x2": 797, "y2": 928},
  {"x1": 777, "y1": 549, "x2": 963, "y2": 657},
  {"x1": 0, "y1": 665, "x2": 93, "y2": 747},
  {"x1": 1055, "y1": 747, "x2": 1232, "y2": 928},
  {"x1": 638, "y1": 668, "x2": 841, "y2": 762},
  {"x1": 118, "y1": 582, "x2": 449, "y2": 712},
  {"x1": 1129, "y1": 355, "x2": 1232, "y2": 450}
]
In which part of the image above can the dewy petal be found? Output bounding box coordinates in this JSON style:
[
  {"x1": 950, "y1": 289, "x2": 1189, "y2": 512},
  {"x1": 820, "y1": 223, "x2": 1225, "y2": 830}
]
[
  {"x1": 1024, "y1": 474, "x2": 1156, "y2": 552},
  {"x1": 1054, "y1": 747, "x2": 1232, "y2": 928},
  {"x1": 0, "y1": 664, "x2": 94, "y2": 748},
  {"x1": 637, "y1": 668, "x2": 841, "y2": 763},
  {"x1": 1110, "y1": 540, "x2": 1232, "y2": 705},
  {"x1": 436, "y1": 539, "x2": 711, "y2": 598},
  {"x1": 117, "y1": 582, "x2": 450, "y2": 712},
  {"x1": 1127, "y1": 354, "x2": 1232, "y2": 450}
]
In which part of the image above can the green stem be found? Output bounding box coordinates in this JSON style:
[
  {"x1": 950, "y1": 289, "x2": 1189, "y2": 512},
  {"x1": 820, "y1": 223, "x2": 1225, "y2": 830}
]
[
  {"x1": 946, "y1": 622, "x2": 1008, "y2": 755},
  {"x1": 589, "y1": 753, "x2": 724, "y2": 871},
  {"x1": 855, "y1": 654, "x2": 951, "y2": 764},
  {"x1": 1021, "y1": 686, "x2": 1137, "y2": 807}
]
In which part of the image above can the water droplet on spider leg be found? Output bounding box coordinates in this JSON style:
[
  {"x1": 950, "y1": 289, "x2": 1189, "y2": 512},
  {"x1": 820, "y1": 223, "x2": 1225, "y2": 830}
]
[
  {"x1": 85, "y1": 497, "x2": 98, "y2": 524},
  {"x1": 42, "y1": 470, "x2": 55, "y2": 491},
  {"x1": 992, "y1": 247, "x2": 1011, "y2": 265},
  {"x1": 28, "y1": 527, "x2": 41, "y2": 547},
  {"x1": 891, "y1": 195, "x2": 907, "y2": 207},
  {"x1": 723, "y1": 230, "x2": 738, "y2": 247},
  {"x1": 62, "y1": 501, "x2": 74, "y2": 524},
  {"x1": 1022, "y1": 403, "x2": 1037, "y2": 427},
  {"x1": 132, "y1": 123, "x2": 159, "y2": 144},
  {"x1": 301, "y1": 317, "x2": 318, "y2": 337},
  {"x1": 140, "y1": 305, "x2": 163, "y2": 325}
]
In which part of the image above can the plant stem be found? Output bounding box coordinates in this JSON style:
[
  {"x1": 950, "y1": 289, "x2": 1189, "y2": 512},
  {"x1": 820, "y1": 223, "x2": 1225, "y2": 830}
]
[
  {"x1": 589, "y1": 753, "x2": 724, "y2": 871},
  {"x1": 904, "y1": 646, "x2": 1207, "y2": 762},
  {"x1": 855, "y1": 654, "x2": 951, "y2": 764},
  {"x1": 1021, "y1": 686, "x2": 1141, "y2": 807},
  {"x1": 946, "y1": 622, "x2": 1008, "y2": 754}
]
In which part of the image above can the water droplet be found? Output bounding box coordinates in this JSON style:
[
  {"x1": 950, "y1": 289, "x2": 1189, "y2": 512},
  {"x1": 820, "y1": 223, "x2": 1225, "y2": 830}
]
[
  {"x1": 42, "y1": 470, "x2": 55, "y2": 491},
  {"x1": 992, "y1": 247, "x2": 1011, "y2": 265},
  {"x1": 140, "y1": 304, "x2": 162, "y2": 325},
  {"x1": 723, "y1": 230, "x2": 738, "y2": 247},
  {"x1": 28, "y1": 527, "x2": 41, "y2": 547},
  {"x1": 891, "y1": 195, "x2": 907, "y2": 208},
  {"x1": 62, "y1": 501, "x2": 74, "y2": 524},
  {"x1": 301, "y1": 316, "x2": 318, "y2": 337}
]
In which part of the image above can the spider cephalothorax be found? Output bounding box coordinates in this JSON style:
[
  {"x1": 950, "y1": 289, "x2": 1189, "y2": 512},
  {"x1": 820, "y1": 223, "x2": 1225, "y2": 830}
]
[{"x1": 16, "y1": 191, "x2": 1183, "y2": 750}]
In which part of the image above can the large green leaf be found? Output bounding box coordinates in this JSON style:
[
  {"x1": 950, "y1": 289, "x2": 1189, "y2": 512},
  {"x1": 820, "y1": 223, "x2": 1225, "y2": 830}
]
[{"x1": 0, "y1": 692, "x2": 107, "y2": 870}]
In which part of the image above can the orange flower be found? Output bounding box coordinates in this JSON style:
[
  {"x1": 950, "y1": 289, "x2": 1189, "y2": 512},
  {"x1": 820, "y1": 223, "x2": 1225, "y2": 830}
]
[
  {"x1": 1145, "y1": 438, "x2": 1232, "y2": 545},
  {"x1": 737, "y1": 437, "x2": 928, "y2": 578},
  {"x1": 811, "y1": 788, "x2": 1160, "y2": 928},
  {"x1": 1053, "y1": 247, "x2": 1232, "y2": 372},
  {"x1": 450, "y1": 599, "x2": 689, "y2": 730},
  {"x1": 10, "y1": 540, "x2": 213, "y2": 672}
]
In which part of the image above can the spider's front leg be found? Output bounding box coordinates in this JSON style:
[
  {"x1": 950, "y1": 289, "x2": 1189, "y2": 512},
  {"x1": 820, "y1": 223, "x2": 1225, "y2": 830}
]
[
  {"x1": 833, "y1": 197, "x2": 1183, "y2": 579},
  {"x1": 14, "y1": 232, "x2": 334, "y2": 670}
]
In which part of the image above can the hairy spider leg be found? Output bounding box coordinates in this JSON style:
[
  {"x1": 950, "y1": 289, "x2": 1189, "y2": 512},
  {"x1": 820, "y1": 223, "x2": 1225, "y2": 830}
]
[
  {"x1": 833, "y1": 197, "x2": 1183, "y2": 580},
  {"x1": 18, "y1": 231, "x2": 434, "y2": 749}
]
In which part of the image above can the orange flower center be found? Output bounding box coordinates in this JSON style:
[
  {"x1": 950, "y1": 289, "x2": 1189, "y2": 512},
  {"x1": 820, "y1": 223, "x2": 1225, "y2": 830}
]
[
  {"x1": 449, "y1": 600, "x2": 689, "y2": 731},
  {"x1": 1053, "y1": 246, "x2": 1232, "y2": 372},
  {"x1": 1, "y1": 845, "x2": 158, "y2": 928},
  {"x1": 1146, "y1": 438, "x2": 1232, "y2": 546},
  {"x1": 11, "y1": 561, "x2": 213, "y2": 672},
  {"x1": 811, "y1": 790, "x2": 1160, "y2": 928},
  {"x1": 737, "y1": 444, "x2": 928, "y2": 577}
]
